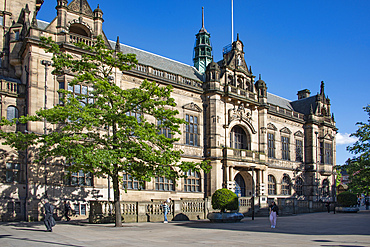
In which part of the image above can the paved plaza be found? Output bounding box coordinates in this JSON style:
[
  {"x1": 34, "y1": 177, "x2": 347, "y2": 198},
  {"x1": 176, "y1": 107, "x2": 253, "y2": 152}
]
[{"x1": 1, "y1": 210, "x2": 369, "y2": 247}]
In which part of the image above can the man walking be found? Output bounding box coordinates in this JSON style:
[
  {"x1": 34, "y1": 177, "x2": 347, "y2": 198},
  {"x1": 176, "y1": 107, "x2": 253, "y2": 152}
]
[{"x1": 43, "y1": 198, "x2": 56, "y2": 232}]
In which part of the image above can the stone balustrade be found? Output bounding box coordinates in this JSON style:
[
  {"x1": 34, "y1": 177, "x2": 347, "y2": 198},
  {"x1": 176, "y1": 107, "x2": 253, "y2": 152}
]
[{"x1": 0, "y1": 80, "x2": 25, "y2": 96}]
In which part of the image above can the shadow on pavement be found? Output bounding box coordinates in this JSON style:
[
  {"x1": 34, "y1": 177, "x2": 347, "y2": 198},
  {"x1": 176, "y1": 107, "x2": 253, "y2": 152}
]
[
  {"x1": 173, "y1": 211, "x2": 370, "y2": 236},
  {"x1": 0, "y1": 234, "x2": 84, "y2": 247}
]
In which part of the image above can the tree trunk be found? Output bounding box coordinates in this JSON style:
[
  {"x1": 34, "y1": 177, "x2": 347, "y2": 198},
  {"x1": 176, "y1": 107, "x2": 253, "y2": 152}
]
[{"x1": 112, "y1": 171, "x2": 122, "y2": 227}]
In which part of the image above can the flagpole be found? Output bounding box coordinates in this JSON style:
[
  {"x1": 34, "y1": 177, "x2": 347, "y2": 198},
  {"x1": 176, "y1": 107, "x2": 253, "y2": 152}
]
[{"x1": 231, "y1": 0, "x2": 234, "y2": 43}]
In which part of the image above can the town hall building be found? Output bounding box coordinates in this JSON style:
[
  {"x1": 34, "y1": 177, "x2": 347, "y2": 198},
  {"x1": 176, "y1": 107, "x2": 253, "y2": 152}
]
[{"x1": 0, "y1": 0, "x2": 337, "y2": 221}]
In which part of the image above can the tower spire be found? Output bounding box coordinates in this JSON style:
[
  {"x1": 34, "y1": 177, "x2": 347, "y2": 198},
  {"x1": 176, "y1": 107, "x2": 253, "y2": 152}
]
[{"x1": 202, "y1": 7, "x2": 205, "y2": 30}]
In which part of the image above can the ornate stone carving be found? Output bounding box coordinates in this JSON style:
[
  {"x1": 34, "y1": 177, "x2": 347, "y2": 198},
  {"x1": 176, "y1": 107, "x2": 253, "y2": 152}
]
[
  {"x1": 67, "y1": 18, "x2": 93, "y2": 34},
  {"x1": 68, "y1": 0, "x2": 93, "y2": 17},
  {"x1": 228, "y1": 103, "x2": 252, "y2": 125},
  {"x1": 182, "y1": 102, "x2": 202, "y2": 112}
]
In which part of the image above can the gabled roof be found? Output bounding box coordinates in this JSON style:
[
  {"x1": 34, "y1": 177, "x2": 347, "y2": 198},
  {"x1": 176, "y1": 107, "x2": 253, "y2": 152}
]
[
  {"x1": 37, "y1": 20, "x2": 49, "y2": 30},
  {"x1": 267, "y1": 92, "x2": 318, "y2": 116},
  {"x1": 109, "y1": 40, "x2": 203, "y2": 81}
]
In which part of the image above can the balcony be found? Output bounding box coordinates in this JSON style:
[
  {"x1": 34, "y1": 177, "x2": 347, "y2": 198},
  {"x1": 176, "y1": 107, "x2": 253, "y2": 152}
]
[
  {"x1": 223, "y1": 147, "x2": 265, "y2": 162},
  {"x1": 0, "y1": 80, "x2": 25, "y2": 97},
  {"x1": 68, "y1": 33, "x2": 95, "y2": 46},
  {"x1": 318, "y1": 164, "x2": 333, "y2": 176},
  {"x1": 225, "y1": 85, "x2": 257, "y2": 101}
]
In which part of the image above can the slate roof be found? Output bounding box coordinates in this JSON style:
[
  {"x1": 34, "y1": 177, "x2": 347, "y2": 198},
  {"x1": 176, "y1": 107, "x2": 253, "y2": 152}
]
[
  {"x1": 267, "y1": 92, "x2": 317, "y2": 116},
  {"x1": 37, "y1": 20, "x2": 49, "y2": 30},
  {"x1": 109, "y1": 40, "x2": 203, "y2": 81}
]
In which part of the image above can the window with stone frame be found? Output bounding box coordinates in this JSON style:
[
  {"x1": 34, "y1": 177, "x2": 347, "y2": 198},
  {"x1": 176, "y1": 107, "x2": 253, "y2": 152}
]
[
  {"x1": 0, "y1": 16, "x2": 3, "y2": 26},
  {"x1": 295, "y1": 139, "x2": 303, "y2": 162},
  {"x1": 281, "y1": 136, "x2": 290, "y2": 160},
  {"x1": 281, "y1": 176, "x2": 291, "y2": 195},
  {"x1": 295, "y1": 177, "x2": 303, "y2": 196},
  {"x1": 268, "y1": 133, "x2": 275, "y2": 158},
  {"x1": 67, "y1": 83, "x2": 94, "y2": 105},
  {"x1": 122, "y1": 172, "x2": 144, "y2": 190},
  {"x1": 184, "y1": 170, "x2": 201, "y2": 192},
  {"x1": 268, "y1": 175, "x2": 276, "y2": 195},
  {"x1": 155, "y1": 176, "x2": 174, "y2": 191},
  {"x1": 7, "y1": 106, "x2": 19, "y2": 122},
  {"x1": 324, "y1": 143, "x2": 333, "y2": 165},
  {"x1": 185, "y1": 114, "x2": 199, "y2": 146},
  {"x1": 158, "y1": 119, "x2": 172, "y2": 139},
  {"x1": 64, "y1": 163, "x2": 93, "y2": 187},
  {"x1": 230, "y1": 125, "x2": 249, "y2": 150},
  {"x1": 322, "y1": 179, "x2": 330, "y2": 197},
  {"x1": 5, "y1": 163, "x2": 21, "y2": 183}
]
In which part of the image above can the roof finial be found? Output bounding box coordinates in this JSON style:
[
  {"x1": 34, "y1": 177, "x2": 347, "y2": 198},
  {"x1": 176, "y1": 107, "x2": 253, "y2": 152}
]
[
  {"x1": 320, "y1": 81, "x2": 325, "y2": 95},
  {"x1": 237, "y1": 33, "x2": 239, "y2": 41},
  {"x1": 259, "y1": 74, "x2": 261, "y2": 80},
  {"x1": 115, "y1": 36, "x2": 120, "y2": 52}
]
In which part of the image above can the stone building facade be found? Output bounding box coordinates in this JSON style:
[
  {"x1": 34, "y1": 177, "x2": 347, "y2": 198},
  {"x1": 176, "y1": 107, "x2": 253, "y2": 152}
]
[{"x1": 0, "y1": 0, "x2": 337, "y2": 221}]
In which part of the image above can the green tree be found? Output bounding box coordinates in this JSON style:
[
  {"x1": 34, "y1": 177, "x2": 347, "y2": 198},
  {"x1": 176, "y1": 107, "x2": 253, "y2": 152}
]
[
  {"x1": 342, "y1": 105, "x2": 370, "y2": 196},
  {"x1": 0, "y1": 36, "x2": 209, "y2": 227}
]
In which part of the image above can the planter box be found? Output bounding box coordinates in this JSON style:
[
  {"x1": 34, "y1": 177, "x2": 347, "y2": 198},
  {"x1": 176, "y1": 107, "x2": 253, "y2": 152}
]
[
  {"x1": 335, "y1": 207, "x2": 359, "y2": 213},
  {"x1": 207, "y1": 212, "x2": 244, "y2": 223}
]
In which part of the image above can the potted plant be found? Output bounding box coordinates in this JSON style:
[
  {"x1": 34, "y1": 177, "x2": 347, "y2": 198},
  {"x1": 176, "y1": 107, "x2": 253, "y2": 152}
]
[
  {"x1": 207, "y1": 188, "x2": 244, "y2": 222},
  {"x1": 335, "y1": 191, "x2": 359, "y2": 213}
]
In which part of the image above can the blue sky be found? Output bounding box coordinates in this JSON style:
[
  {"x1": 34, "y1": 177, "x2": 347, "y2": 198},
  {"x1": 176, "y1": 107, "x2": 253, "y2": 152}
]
[{"x1": 37, "y1": 0, "x2": 370, "y2": 165}]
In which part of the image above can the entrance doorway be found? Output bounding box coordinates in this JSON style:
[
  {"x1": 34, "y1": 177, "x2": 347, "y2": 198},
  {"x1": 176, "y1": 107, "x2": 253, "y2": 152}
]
[{"x1": 234, "y1": 173, "x2": 246, "y2": 197}]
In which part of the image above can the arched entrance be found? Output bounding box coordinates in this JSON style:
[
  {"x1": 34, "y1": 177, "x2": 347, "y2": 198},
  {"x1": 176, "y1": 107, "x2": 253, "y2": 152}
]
[{"x1": 234, "y1": 173, "x2": 245, "y2": 197}]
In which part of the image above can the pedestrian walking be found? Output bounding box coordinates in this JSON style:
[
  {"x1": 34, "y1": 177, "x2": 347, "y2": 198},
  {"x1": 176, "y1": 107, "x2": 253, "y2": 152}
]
[
  {"x1": 269, "y1": 201, "x2": 279, "y2": 228},
  {"x1": 365, "y1": 199, "x2": 369, "y2": 210},
  {"x1": 325, "y1": 202, "x2": 330, "y2": 213},
  {"x1": 162, "y1": 200, "x2": 170, "y2": 223},
  {"x1": 43, "y1": 198, "x2": 56, "y2": 232},
  {"x1": 63, "y1": 200, "x2": 71, "y2": 221}
]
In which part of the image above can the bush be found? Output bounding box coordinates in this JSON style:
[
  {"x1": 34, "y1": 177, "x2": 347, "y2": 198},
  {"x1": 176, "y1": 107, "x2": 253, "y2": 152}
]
[
  {"x1": 211, "y1": 188, "x2": 239, "y2": 212},
  {"x1": 337, "y1": 191, "x2": 357, "y2": 207}
]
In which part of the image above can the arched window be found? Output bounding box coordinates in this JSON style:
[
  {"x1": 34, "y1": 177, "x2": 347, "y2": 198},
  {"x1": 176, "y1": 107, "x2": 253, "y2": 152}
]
[
  {"x1": 228, "y1": 75, "x2": 235, "y2": 87},
  {"x1": 230, "y1": 125, "x2": 250, "y2": 150},
  {"x1": 268, "y1": 175, "x2": 276, "y2": 195},
  {"x1": 184, "y1": 170, "x2": 200, "y2": 192},
  {"x1": 238, "y1": 77, "x2": 244, "y2": 89},
  {"x1": 295, "y1": 177, "x2": 303, "y2": 196},
  {"x1": 281, "y1": 176, "x2": 291, "y2": 195},
  {"x1": 155, "y1": 176, "x2": 174, "y2": 191},
  {"x1": 234, "y1": 173, "x2": 246, "y2": 197},
  {"x1": 322, "y1": 179, "x2": 330, "y2": 197},
  {"x1": 69, "y1": 23, "x2": 90, "y2": 37},
  {"x1": 7, "y1": 106, "x2": 19, "y2": 121}
]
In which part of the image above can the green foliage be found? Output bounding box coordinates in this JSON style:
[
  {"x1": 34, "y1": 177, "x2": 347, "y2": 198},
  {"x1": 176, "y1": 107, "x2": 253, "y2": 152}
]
[
  {"x1": 337, "y1": 191, "x2": 357, "y2": 207},
  {"x1": 211, "y1": 188, "x2": 239, "y2": 212},
  {"x1": 0, "y1": 35, "x2": 210, "y2": 226},
  {"x1": 341, "y1": 105, "x2": 370, "y2": 195}
]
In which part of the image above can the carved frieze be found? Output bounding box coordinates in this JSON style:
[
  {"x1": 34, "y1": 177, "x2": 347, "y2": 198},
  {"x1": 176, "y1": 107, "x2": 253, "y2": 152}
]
[
  {"x1": 228, "y1": 103, "x2": 252, "y2": 125},
  {"x1": 68, "y1": 0, "x2": 94, "y2": 17}
]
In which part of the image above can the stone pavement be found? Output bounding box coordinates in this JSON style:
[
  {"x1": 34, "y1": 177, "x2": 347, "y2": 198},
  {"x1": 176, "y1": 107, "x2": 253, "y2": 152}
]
[{"x1": 1, "y1": 210, "x2": 369, "y2": 247}]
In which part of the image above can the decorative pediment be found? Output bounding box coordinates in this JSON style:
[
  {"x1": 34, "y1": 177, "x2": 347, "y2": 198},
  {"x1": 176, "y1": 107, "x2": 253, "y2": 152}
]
[
  {"x1": 294, "y1": 130, "x2": 304, "y2": 138},
  {"x1": 182, "y1": 102, "x2": 202, "y2": 112},
  {"x1": 267, "y1": 123, "x2": 277, "y2": 131},
  {"x1": 68, "y1": 0, "x2": 94, "y2": 17},
  {"x1": 322, "y1": 133, "x2": 334, "y2": 141},
  {"x1": 280, "y1": 127, "x2": 292, "y2": 135}
]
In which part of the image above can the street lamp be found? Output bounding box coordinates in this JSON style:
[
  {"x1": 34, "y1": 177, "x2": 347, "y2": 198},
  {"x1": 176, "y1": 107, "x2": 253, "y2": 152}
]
[
  {"x1": 315, "y1": 131, "x2": 319, "y2": 201},
  {"x1": 41, "y1": 60, "x2": 51, "y2": 197},
  {"x1": 250, "y1": 165, "x2": 256, "y2": 220}
]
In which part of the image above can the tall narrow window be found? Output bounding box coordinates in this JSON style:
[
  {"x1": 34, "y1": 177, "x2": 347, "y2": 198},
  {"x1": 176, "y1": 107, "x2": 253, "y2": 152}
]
[
  {"x1": 185, "y1": 114, "x2": 199, "y2": 146},
  {"x1": 324, "y1": 143, "x2": 333, "y2": 165},
  {"x1": 281, "y1": 176, "x2": 291, "y2": 195},
  {"x1": 158, "y1": 119, "x2": 172, "y2": 139},
  {"x1": 320, "y1": 142, "x2": 324, "y2": 164},
  {"x1": 322, "y1": 179, "x2": 330, "y2": 196},
  {"x1": 281, "y1": 136, "x2": 290, "y2": 160},
  {"x1": 296, "y1": 139, "x2": 303, "y2": 162},
  {"x1": 0, "y1": 16, "x2": 3, "y2": 26},
  {"x1": 6, "y1": 163, "x2": 21, "y2": 183},
  {"x1": 14, "y1": 31, "x2": 20, "y2": 41},
  {"x1": 7, "y1": 106, "x2": 19, "y2": 122},
  {"x1": 268, "y1": 175, "x2": 276, "y2": 195},
  {"x1": 295, "y1": 177, "x2": 303, "y2": 196},
  {"x1": 268, "y1": 133, "x2": 275, "y2": 158}
]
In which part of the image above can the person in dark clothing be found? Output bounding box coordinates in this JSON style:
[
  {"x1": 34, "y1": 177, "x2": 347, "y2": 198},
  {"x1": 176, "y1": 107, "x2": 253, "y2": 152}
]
[
  {"x1": 63, "y1": 201, "x2": 71, "y2": 221},
  {"x1": 365, "y1": 199, "x2": 369, "y2": 210},
  {"x1": 269, "y1": 201, "x2": 279, "y2": 228},
  {"x1": 43, "y1": 198, "x2": 56, "y2": 232},
  {"x1": 325, "y1": 202, "x2": 330, "y2": 213}
]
